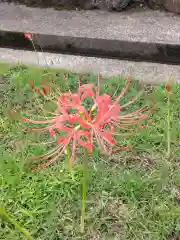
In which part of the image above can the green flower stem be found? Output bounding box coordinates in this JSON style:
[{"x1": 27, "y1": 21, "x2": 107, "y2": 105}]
[
  {"x1": 39, "y1": 43, "x2": 49, "y2": 67},
  {"x1": 66, "y1": 146, "x2": 74, "y2": 180},
  {"x1": 30, "y1": 39, "x2": 39, "y2": 65},
  {"x1": 0, "y1": 208, "x2": 33, "y2": 240},
  {"x1": 167, "y1": 92, "x2": 171, "y2": 158},
  {"x1": 30, "y1": 38, "x2": 49, "y2": 68},
  {"x1": 66, "y1": 146, "x2": 71, "y2": 168},
  {"x1": 80, "y1": 150, "x2": 88, "y2": 233}
]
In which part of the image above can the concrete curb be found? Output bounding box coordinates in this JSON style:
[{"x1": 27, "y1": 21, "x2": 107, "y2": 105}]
[
  {"x1": 1, "y1": 30, "x2": 180, "y2": 65},
  {"x1": 0, "y1": 3, "x2": 180, "y2": 64},
  {"x1": 0, "y1": 48, "x2": 180, "y2": 83}
]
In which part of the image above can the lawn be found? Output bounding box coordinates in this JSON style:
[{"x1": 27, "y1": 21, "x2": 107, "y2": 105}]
[{"x1": 0, "y1": 62, "x2": 180, "y2": 240}]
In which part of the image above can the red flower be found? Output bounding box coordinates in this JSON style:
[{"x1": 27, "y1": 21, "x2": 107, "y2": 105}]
[
  {"x1": 165, "y1": 83, "x2": 172, "y2": 92},
  {"x1": 24, "y1": 32, "x2": 33, "y2": 40},
  {"x1": 24, "y1": 74, "x2": 153, "y2": 170}
]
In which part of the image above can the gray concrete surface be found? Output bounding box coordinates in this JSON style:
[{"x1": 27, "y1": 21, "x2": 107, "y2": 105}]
[
  {"x1": 0, "y1": 48, "x2": 179, "y2": 84},
  {"x1": 0, "y1": 2, "x2": 180, "y2": 44}
]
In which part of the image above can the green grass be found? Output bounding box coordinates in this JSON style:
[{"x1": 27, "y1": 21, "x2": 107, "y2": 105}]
[{"x1": 0, "y1": 62, "x2": 180, "y2": 240}]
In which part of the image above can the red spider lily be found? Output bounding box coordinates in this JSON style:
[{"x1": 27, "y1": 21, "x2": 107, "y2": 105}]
[
  {"x1": 24, "y1": 74, "x2": 154, "y2": 170},
  {"x1": 24, "y1": 32, "x2": 33, "y2": 40}
]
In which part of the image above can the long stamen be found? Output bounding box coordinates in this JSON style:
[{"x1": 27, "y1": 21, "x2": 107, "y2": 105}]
[
  {"x1": 29, "y1": 139, "x2": 57, "y2": 146},
  {"x1": 113, "y1": 76, "x2": 131, "y2": 105},
  {"x1": 94, "y1": 131, "x2": 108, "y2": 154},
  {"x1": 24, "y1": 117, "x2": 57, "y2": 124},
  {"x1": 119, "y1": 91, "x2": 143, "y2": 110},
  {"x1": 33, "y1": 145, "x2": 67, "y2": 170},
  {"x1": 31, "y1": 144, "x2": 63, "y2": 161},
  {"x1": 112, "y1": 121, "x2": 138, "y2": 131},
  {"x1": 24, "y1": 111, "x2": 59, "y2": 120},
  {"x1": 98, "y1": 77, "x2": 131, "y2": 127},
  {"x1": 107, "y1": 131, "x2": 136, "y2": 136}
]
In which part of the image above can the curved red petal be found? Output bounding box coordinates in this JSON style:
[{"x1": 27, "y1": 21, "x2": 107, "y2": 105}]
[{"x1": 98, "y1": 131, "x2": 115, "y2": 145}]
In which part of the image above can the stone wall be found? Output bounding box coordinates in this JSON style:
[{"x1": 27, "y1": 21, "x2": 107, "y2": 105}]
[
  {"x1": 0, "y1": 0, "x2": 134, "y2": 11},
  {"x1": 150, "y1": 0, "x2": 180, "y2": 13},
  {"x1": 0, "y1": 0, "x2": 180, "y2": 13},
  {"x1": 0, "y1": 0, "x2": 83, "y2": 9}
]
